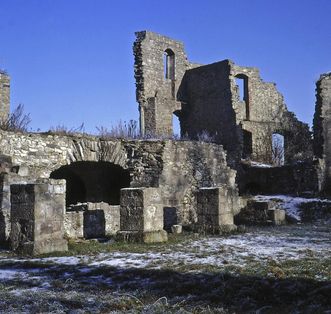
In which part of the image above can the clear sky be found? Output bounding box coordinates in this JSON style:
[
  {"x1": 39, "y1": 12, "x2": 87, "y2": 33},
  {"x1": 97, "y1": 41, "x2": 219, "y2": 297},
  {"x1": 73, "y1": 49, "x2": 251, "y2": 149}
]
[{"x1": 0, "y1": 0, "x2": 330, "y2": 132}]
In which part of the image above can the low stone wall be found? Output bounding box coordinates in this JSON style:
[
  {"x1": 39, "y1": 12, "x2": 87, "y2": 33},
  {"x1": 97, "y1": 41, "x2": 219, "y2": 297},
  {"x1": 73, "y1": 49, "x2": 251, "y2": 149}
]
[
  {"x1": 64, "y1": 202, "x2": 120, "y2": 239},
  {"x1": 240, "y1": 161, "x2": 320, "y2": 195}
]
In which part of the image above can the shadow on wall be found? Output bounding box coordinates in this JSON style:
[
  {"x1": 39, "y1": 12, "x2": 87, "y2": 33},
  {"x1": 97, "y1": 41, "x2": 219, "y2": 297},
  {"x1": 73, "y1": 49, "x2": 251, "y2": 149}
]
[
  {"x1": 163, "y1": 207, "x2": 178, "y2": 231},
  {"x1": 83, "y1": 210, "x2": 106, "y2": 239}
]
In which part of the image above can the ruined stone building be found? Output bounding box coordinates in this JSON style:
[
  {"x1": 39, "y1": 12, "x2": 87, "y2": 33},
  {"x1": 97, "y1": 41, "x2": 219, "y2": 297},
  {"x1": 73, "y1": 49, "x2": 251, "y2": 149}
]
[
  {"x1": 0, "y1": 31, "x2": 329, "y2": 255},
  {"x1": 134, "y1": 31, "x2": 312, "y2": 166}
]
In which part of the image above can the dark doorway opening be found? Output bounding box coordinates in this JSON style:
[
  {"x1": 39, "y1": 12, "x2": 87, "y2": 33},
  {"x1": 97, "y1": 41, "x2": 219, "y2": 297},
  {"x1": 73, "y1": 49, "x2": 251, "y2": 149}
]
[
  {"x1": 242, "y1": 130, "x2": 253, "y2": 159},
  {"x1": 50, "y1": 161, "x2": 131, "y2": 206}
]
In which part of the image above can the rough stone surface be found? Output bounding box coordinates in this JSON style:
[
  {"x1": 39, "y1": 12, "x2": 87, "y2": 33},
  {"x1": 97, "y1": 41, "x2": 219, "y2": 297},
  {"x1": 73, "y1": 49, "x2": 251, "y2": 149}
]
[
  {"x1": 119, "y1": 187, "x2": 163, "y2": 232},
  {"x1": 64, "y1": 202, "x2": 120, "y2": 239},
  {"x1": 117, "y1": 187, "x2": 168, "y2": 243},
  {"x1": 235, "y1": 200, "x2": 286, "y2": 226},
  {"x1": 196, "y1": 186, "x2": 239, "y2": 234},
  {"x1": 10, "y1": 180, "x2": 68, "y2": 255},
  {"x1": 241, "y1": 161, "x2": 320, "y2": 195},
  {"x1": 171, "y1": 224, "x2": 182, "y2": 234},
  {"x1": 0, "y1": 72, "x2": 10, "y2": 121},
  {"x1": 313, "y1": 73, "x2": 331, "y2": 194}
]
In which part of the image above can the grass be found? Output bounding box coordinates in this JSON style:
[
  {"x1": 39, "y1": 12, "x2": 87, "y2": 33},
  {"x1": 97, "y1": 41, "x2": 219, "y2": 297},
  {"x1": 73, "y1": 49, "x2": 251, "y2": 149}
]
[{"x1": 0, "y1": 224, "x2": 330, "y2": 313}]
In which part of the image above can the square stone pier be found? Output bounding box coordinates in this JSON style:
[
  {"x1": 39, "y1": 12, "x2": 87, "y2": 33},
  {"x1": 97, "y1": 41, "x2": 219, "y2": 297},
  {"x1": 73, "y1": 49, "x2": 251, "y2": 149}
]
[
  {"x1": 196, "y1": 186, "x2": 238, "y2": 234},
  {"x1": 116, "y1": 187, "x2": 168, "y2": 243},
  {"x1": 10, "y1": 180, "x2": 68, "y2": 255}
]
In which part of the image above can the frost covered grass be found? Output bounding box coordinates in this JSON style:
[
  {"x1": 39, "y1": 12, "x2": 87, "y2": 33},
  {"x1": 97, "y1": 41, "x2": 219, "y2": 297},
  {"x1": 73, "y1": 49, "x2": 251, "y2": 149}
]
[{"x1": 0, "y1": 220, "x2": 330, "y2": 313}]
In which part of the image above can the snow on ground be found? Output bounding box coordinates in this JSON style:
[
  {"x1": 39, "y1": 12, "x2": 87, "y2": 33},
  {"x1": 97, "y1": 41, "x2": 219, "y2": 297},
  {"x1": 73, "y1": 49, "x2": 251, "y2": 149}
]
[
  {"x1": 0, "y1": 195, "x2": 330, "y2": 287},
  {"x1": 254, "y1": 194, "x2": 331, "y2": 221},
  {"x1": 249, "y1": 161, "x2": 273, "y2": 168}
]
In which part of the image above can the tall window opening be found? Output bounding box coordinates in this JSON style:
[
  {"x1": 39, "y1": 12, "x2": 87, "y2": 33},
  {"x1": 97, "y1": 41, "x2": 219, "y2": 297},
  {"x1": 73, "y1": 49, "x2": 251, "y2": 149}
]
[
  {"x1": 242, "y1": 130, "x2": 253, "y2": 159},
  {"x1": 235, "y1": 74, "x2": 249, "y2": 120},
  {"x1": 164, "y1": 49, "x2": 175, "y2": 80},
  {"x1": 172, "y1": 112, "x2": 180, "y2": 138},
  {"x1": 272, "y1": 133, "x2": 285, "y2": 166}
]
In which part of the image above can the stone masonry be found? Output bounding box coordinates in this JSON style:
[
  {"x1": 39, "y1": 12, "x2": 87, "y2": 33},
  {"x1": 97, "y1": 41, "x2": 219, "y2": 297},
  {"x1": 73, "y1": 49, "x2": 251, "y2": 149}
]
[
  {"x1": 313, "y1": 73, "x2": 331, "y2": 194},
  {"x1": 0, "y1": 71, "x2": 10, "y2": 121},
  {"x1": 117, "y1": 187, "x2": 168, "y2": 243},
  {"x1": 134, "y1": 31, "x2": 313, "y2": 166},
  {"x1": 10, "y1": 180, "x2": 68, "y2": 255},
  {"x1": 196, "y1": 186, "x2": 239, "y2": 234}
]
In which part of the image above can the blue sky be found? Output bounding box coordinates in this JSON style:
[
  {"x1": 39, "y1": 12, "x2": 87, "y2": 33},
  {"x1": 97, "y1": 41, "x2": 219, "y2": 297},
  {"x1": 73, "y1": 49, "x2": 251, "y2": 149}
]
[{"x1": 0, "y1": 0, "x2": 330, "y2": 132}]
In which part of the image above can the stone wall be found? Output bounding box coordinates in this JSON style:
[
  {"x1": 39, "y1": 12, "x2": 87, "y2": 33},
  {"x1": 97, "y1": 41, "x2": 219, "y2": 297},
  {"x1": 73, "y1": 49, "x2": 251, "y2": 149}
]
[
  {"x1": 64, "y1": 202, "x2": 120, "y2": 239},
  {"x1": 0, "y1": 130, "x2": 237, "y2": 226},
  {"x1": 133, "y1": 31, "x2": 199, "y2": 137},
  {"x1": 313, "y1": 73, "x2": 331, "y2": 194},
  {"x1": 0, "y1": 72, "x2": 10, "y2": 121},
  {"x1": 134, "y1": 31, "x2": 313, "y2": 167},
  {"x1": 240, "y1": 162, "x2": 320, "y2": 195},
  {"x1": 178, "y1": 60, "x2": 313, "y2": 165}
]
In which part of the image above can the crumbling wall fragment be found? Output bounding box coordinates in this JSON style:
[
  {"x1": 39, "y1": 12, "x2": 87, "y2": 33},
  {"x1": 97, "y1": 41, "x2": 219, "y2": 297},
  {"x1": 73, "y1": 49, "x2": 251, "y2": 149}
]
[
  {"x1": 313, "y1": 72, "x2": 331, "y2": 193},
  {"x1": 0, "y1": 71, "x2": 10, "y2": 121}
]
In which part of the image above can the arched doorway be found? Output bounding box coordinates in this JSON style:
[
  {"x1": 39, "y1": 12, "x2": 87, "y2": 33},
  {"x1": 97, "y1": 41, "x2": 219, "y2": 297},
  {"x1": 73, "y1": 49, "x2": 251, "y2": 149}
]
[{"x1": 50, "y1": 161, "x2": 131, "y2": 206}]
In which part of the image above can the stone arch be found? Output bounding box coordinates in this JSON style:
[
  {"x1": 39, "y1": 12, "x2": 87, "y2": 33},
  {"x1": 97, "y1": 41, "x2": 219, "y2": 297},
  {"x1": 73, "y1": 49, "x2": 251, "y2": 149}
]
[
  {"x1": 67, "y1": 139, "x2": 128, "y2": 168},
  {"x1": 50, "y1": 161, "x2": 131, "y2": 206}
]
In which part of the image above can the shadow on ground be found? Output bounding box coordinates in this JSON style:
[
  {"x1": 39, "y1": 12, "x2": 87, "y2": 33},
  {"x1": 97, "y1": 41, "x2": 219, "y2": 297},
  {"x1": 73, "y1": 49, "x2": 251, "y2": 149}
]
[{"x1": 0, "y1": 260, "x2": 330, "y2": 313}]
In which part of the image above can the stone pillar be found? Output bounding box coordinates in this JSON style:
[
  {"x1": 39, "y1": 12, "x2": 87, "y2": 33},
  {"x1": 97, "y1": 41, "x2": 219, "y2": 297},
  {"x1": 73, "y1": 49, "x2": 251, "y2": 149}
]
[
  {"x1": 117, "y1": 187, "x2": 168, "y2": 243},
  {"x1": 196, "y1": 186, "x2": 238, "y2": 234},
  {"x1": 313, "y1": 73, "x2": 331, "y2": 194},
  {"x1": 10, "y1": 179, "x2": 68, "y2": 255},
  {"x1": 0, "y1": 72, "x2": 10, "y2": 121},
  {"x1": 0, "y1": 173, "x2": 11, "y2": 245}
]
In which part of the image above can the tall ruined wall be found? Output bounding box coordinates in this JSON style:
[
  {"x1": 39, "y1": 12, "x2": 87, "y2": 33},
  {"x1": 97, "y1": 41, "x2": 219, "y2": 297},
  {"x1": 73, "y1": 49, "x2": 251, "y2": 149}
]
[
  {"x1": 0, "y1": 72, "x2": 10, "y2": 121},
  {"x1": 178, "y1": 60, "x2": 242, "y2": 164},
  {"x1": 134, "y1": 31, "x2": 192, "y2": 136},
  {"x1": 313, "y1": 73, "x2": 331, "y2": 193},
  {"x1": 231, "y1": 63, "x2": 312, "y2": 164},
  {"x1": 0, "y1": 130, "x2": 237, "y2": 225}
]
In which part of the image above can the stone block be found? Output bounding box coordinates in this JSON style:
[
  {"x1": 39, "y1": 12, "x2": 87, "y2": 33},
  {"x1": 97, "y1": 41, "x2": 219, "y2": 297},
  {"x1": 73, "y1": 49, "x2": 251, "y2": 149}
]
[
  {"x1": 10, "y1": 180, "x2": 68, "y2": 255},
  {"x1": 116, "y1": 230, "x2": 168, "y2": 243},
  {"x1": 268, "y1": 209, "x2": 286, "y2": 225},
  {"x1": 196, "y1": 186, "x2": 237, "y2": 234},
  {"x1": 118, "y1": 187, "x2": 167, "y2": 243},
  {"x1": 171, "y1": 224, "x2": 182, "y2": 234},
  {"x1": 120, "y1": 187, "x2": 163, "y2": 232}
]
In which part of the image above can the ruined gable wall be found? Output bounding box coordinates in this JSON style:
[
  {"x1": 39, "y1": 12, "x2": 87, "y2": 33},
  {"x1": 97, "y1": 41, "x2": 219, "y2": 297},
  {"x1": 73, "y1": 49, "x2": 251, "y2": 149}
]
[
  {"x1": 313, "y1": 73, "x2": 331, "y2": 193},
  {"x1": 231, "y1": 63, "x2": 312, "y2": 163},
  {"x1": 178, "y1": 60, "x2": 242, "y2": 165},
  {"x1": 134, "y1": 31, "x2": 190, "y2": 136},
  {"x1": 0, "y1": 130, "x2": 237, "y2": 225}
]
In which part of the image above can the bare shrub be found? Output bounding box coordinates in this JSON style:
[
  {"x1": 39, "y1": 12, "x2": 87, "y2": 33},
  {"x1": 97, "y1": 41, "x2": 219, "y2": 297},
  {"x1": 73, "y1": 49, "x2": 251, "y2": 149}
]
[
  {"x1": 0, "y1": 104, "x2": 31, "y2": 132},
  {"x1": 96, "y1": 120, "x2": 139, "y2": 139},
  {"x1": 49, "y1": 123, "x2": 85, "y2": 135},
  {"x1": 197, "y1": 130, "x2": 216, "y2": 143}
]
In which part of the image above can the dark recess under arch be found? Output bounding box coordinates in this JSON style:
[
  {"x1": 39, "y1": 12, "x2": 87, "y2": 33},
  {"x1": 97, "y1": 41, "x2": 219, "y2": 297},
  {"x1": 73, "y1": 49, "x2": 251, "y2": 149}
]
[{"x1": 50, "y1": 161, "x2": 131, "y2": 206}]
